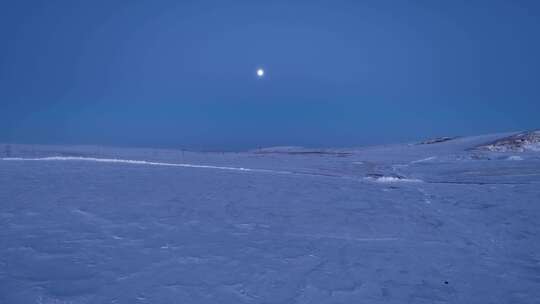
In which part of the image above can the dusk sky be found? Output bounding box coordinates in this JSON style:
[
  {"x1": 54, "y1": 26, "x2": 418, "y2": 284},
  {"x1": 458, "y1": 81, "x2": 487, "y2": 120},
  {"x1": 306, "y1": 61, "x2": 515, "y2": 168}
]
[{"x1": 1, "y1": 1, "x2": 539, "y2": 150}]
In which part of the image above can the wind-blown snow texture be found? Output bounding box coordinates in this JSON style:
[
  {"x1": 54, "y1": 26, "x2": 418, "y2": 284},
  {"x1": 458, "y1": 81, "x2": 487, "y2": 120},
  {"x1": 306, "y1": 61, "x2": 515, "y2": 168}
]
[{"x1": 1, "y1": 132, "x2": 540, "y2": 303}]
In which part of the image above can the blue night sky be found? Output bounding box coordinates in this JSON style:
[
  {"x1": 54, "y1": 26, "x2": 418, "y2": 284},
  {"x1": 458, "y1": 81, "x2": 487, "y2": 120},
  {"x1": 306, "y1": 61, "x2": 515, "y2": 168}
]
[{"x1": 1, "y1": 1, "x2": 539, "y2": 150}]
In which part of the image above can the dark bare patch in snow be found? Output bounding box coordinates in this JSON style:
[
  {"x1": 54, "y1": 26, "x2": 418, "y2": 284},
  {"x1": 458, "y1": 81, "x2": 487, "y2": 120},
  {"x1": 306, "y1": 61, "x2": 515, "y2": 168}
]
[
  {"x1": 417, "y1": 136, "x2": 458, "y2": 145},
  {"x1": 253, "y1": 146, "x2": 352, "y2": 157}
]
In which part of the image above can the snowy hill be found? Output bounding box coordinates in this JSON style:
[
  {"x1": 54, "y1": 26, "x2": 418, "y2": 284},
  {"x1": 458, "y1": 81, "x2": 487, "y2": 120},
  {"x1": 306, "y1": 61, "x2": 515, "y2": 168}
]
[
  {"x1": 475, "y1": 130, "x2": 540, "y2": 152},
  {"x1": 1, "y1": 131, "x2": 540, "y2": 303}
]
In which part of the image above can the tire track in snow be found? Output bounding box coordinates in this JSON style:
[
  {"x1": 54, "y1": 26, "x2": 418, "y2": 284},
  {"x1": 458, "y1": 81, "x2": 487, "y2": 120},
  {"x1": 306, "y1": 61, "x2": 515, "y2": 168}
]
[
  {"x1": 0, "y1": 156, "x2": 423, "y2": 183},
  {"x1": 2, "y1": 156, "x2": 354, "y2": 181},
  {"x1": 5, "y1": 156, "x2": 523, "y2": 185},
  {"x1": 1, "y1": 156, "x2": 296, "y2": 175}
]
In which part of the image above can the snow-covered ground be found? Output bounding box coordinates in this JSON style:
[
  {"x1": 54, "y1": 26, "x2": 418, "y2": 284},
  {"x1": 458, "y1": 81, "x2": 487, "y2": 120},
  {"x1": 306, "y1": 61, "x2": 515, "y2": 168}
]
[{"x1": 1, "y1": 132, "x2": 540, "y2": 303}]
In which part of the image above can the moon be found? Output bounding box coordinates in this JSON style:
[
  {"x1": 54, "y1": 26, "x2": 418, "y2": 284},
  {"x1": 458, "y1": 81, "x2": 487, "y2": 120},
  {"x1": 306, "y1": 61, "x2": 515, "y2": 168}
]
[{"x1": 256, "y1": 68, "x2": 264, "y2": 78}]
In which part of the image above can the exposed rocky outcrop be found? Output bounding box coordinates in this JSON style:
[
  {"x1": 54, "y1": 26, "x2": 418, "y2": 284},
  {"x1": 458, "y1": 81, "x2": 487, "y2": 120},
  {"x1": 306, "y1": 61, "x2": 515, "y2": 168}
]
[{"x1": 475, "y1": 130, "x2": 540, "y2": 152}]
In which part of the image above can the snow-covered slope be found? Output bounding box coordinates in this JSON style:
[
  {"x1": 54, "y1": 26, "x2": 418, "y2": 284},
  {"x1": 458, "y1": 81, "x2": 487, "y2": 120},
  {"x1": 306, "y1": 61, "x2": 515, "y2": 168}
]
[
  {"x1": 475, "y1": 130, "x2": 540, "y2": 152},
  {"x1": 1, "y1": 131, "x2": 539, "y2": 303}
]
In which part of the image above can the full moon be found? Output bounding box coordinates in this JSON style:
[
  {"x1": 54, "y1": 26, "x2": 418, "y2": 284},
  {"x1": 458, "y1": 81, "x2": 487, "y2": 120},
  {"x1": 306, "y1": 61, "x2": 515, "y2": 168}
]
[{"x1": 257, "y1": 68, "x2": 264, "y2": 77}]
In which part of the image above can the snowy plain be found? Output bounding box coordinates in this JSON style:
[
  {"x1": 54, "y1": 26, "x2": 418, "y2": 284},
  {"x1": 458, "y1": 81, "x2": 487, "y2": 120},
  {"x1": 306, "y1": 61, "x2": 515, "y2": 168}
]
[{"x1": 1, "y1": 132, "x2": 540, "y2": 303}]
